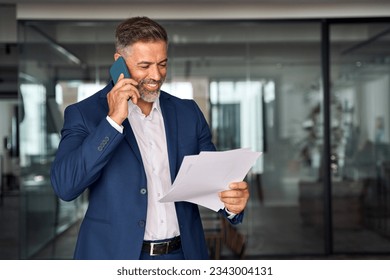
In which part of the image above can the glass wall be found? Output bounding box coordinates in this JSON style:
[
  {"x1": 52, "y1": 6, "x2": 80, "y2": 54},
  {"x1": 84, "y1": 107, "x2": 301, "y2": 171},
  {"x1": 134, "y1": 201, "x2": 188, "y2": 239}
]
[
  {"x1": 18, "y1": 22, "x2": 88, "y2": 259},
  {"x1": 176, "y1": 21, "x2": 325, "y2": 256},
  {"x1": 16, "y1": 18, "x2": 390, "y2": 259},
  {"x1": 330, "y1": 22, "x2": 390, "y2": 253}
]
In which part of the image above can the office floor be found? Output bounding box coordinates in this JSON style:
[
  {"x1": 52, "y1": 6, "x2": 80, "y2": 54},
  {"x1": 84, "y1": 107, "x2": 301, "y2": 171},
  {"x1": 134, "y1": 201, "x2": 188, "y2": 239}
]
[
  {"x1": 30, "y1": 220, "x2": 390, "y2": 260},
  {"x1": 30, "y1": 202, "x2": 390, "y2": 260},
  {"x1": 2, "y1": 185, "x2": 390, "y2": 260}
]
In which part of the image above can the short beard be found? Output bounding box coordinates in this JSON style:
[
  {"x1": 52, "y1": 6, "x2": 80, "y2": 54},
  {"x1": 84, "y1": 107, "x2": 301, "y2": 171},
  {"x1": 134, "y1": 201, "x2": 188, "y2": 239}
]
[{"x1": 138, "y1": 78, "x2": 164, "y2": 103}]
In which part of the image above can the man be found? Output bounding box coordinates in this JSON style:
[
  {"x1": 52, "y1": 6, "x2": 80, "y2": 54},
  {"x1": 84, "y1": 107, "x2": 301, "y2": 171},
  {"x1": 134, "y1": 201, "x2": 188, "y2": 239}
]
[{"x1": 50, "y1": 16, "x2": 249, "y2": 260}]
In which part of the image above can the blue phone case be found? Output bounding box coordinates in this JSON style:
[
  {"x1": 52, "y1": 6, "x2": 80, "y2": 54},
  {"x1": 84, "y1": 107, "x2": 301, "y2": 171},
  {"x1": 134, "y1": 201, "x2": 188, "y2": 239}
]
[{"x1": 110, "y1": 56, "x2": 131, "y2": 84}]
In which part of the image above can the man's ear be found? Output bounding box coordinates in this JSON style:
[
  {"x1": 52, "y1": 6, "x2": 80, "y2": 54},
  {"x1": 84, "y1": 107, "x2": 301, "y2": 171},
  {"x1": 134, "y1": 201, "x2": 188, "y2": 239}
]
[{"x1": 114, "y1": 53, "x2": 121, "y2": 61}]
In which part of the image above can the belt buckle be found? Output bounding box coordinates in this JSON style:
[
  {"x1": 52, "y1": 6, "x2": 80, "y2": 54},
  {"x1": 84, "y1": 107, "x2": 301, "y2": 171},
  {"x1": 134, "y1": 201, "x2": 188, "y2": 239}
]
[{"x1": 150, "y1": 241, "x2": 169, "y2": 256}]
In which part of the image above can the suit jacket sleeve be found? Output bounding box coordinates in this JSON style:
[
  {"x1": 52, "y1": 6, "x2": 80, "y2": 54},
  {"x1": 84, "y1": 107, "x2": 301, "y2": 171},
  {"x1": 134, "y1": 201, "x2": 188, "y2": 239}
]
[{"x1": 50, "y1": 103, "x2": 124, "y2": 201}]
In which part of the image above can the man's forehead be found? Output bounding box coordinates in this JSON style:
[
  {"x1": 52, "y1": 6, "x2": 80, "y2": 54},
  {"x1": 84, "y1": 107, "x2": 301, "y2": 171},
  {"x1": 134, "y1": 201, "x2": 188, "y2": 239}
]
[{"x1": 127, "y1": 40, "x2": 167, "y2": 53}]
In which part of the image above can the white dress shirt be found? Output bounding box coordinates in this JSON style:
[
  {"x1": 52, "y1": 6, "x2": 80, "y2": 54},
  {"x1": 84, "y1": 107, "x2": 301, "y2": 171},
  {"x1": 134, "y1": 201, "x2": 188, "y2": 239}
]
[{"x1": 107, "y1": 99, "x2": 180, "y2": 241}]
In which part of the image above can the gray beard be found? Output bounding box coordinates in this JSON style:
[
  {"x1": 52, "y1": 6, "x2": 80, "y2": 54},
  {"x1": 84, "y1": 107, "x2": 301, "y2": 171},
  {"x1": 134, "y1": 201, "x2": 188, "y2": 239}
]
[
  {"x1": 140, "y1": 89, "x2": 160, "y2": 103},
  {"x1": 138, "y1": 78, "x2": 164, "y2": 103}
]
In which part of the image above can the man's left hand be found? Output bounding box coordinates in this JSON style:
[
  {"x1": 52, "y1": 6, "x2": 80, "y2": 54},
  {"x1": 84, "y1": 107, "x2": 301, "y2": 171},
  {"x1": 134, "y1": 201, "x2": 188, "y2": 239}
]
[{"x1": 219, "y1": 181, "x2": 250, "y2": 214}]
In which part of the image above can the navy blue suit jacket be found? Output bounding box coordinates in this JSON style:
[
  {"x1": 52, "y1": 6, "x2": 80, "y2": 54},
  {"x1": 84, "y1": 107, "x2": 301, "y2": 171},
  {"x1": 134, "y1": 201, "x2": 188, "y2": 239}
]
[{"x1": 50, "y1": 83, "x2": 243, "y2": 259}]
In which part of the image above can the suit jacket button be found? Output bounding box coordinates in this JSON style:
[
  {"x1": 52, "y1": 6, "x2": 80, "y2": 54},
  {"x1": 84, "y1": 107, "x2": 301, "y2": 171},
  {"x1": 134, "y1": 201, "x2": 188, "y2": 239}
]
[
  {"x1": 140, "y1": 188, "x2": 147, "y2": 195},
  {"x1": 138, "y1": 220, "x2": 145, "y2": 227}
]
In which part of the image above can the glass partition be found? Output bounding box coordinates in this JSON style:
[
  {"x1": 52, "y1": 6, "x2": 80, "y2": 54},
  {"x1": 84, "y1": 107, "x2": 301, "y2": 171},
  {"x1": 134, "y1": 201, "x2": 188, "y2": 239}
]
[
  {"x1": 330, "y1": 22, "x2": 390, "y2": 253},
  {"x1": 165, "y1": 21, "x2": 324, "y2": 256},
  {"x1": 18, "y1": 22, "x2": 89, "y2": 259}
]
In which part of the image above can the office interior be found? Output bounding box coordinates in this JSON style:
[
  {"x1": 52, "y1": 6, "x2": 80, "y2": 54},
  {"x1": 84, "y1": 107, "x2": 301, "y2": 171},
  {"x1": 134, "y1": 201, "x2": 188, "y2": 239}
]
[{"x1": 1, "y1": 1, "x2": 390, "y2": 260}]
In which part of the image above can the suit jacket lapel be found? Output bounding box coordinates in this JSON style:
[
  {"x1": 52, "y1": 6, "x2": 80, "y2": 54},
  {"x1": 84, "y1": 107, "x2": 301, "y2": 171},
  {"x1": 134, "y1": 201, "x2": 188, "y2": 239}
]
[
  {"x1": 122, "y1": 120, "x2": 143, "y2": 164},
  {"x1": 160, "y1": 93, "x2": 178, "y2": 183}
]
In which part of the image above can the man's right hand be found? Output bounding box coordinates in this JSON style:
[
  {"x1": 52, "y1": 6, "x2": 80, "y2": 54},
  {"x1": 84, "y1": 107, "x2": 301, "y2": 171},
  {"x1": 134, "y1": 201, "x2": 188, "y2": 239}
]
[{"x1": 107, "y1": 73, "x2": 140, "y2": 125}]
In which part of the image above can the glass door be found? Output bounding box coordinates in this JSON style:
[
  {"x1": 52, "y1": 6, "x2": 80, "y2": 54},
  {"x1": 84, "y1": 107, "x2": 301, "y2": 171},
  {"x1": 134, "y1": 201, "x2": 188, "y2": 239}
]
[
  {"x1": 330, "y1": 21, "x2": 390, "y2": 253},
  {"x1": 167, "y1": 21, "x2": 325, "y2": 256}
]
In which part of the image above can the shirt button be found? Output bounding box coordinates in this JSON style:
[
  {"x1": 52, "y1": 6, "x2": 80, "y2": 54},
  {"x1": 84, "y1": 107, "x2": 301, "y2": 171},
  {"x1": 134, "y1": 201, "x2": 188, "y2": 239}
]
[
  {"x1": 138, "y1": 220, "x2": 145, "y2": 227},
  {"x1": 140, "y1": 188, "x2": 147, "y2": 195}
]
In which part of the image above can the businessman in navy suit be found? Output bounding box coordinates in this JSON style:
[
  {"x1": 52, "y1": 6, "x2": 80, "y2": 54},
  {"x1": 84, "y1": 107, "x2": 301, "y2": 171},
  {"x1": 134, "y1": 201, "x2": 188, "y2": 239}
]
[{"x1": 50, "y1": 16, "x2": 249, "y2": 260}]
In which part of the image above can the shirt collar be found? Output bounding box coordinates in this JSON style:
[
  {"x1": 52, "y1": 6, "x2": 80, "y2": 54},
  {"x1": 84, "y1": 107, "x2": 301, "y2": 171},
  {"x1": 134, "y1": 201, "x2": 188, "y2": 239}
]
[{"x1": 128, "y1": 95, "x2": 161, "y2": 117}]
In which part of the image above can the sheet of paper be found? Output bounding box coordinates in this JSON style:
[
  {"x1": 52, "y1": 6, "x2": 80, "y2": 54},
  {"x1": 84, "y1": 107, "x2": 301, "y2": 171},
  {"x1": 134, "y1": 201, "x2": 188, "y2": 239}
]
[{"x1": 159, "y1": 148, "x2": 262, "y2": 212}]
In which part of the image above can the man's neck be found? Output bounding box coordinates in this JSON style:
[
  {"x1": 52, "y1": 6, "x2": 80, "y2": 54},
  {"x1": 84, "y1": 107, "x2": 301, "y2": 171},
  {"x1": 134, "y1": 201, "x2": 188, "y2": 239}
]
[{"x1": 137, "y1": 99, "x2": 153, "y2": 116}]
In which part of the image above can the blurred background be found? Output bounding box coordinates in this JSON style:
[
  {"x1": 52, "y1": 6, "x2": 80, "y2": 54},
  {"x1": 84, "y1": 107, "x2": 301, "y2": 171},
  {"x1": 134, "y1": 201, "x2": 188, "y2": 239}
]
[{"x1": 1, "y1": 0, "x2": 390, "y2": 259}]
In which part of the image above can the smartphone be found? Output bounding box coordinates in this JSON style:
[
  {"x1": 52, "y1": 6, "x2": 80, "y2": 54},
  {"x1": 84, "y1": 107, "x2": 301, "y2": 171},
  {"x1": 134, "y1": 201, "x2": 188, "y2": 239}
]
[{"x1": 110, "y1": 56, "x2": 131, "y2": 84}]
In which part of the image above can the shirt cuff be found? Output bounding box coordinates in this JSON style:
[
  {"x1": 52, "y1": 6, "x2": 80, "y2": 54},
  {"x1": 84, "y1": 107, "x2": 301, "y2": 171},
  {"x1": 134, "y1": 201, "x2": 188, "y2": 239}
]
[
  {"x1": 106, "y1": 116, "x2": 124, "y2": 134},
  {"x1": 224, "y1": 208, "x2": 237, "y2": 219}
]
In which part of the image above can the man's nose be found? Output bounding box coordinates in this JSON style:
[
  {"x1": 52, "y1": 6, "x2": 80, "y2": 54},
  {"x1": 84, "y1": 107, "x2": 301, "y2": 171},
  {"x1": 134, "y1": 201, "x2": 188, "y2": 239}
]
[{"x1": 148, "y1": 64, "x2": 162, "y2": 80}]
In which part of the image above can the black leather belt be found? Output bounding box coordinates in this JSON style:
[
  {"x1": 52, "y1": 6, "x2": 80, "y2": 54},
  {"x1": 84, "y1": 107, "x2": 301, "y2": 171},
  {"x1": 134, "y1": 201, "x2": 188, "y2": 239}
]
[{"x1": 142, "y1": 236, "x2": 181, "y2": 256}]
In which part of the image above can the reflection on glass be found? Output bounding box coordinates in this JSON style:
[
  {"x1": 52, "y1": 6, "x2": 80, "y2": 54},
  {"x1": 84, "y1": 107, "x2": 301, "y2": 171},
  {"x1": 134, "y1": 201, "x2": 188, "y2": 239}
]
[
  {"x1": 210, "y1": 80, "x2": 264, "y2": 175},
  {"x1": 331, "y1": 22, "x2": 390, "y2": 253},
  {"x1": 18, "y1": 23, "x2": 92, "y2": 258},
  {"x1": 20, "y1": 84, "x2": 46, "y2": 166}
]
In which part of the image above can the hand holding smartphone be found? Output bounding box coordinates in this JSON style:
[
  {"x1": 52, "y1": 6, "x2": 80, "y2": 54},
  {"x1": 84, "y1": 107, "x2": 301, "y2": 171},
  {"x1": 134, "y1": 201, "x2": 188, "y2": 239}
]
[
  {"x1": 110, "y1": 56, "x2": 131, "y2": 84},
  {"x1": 107, "y1": 56, "x2": 139, "y2": 124},
  {"x1": 109, "y1": 56, "x2": 139, "y2": 103}
]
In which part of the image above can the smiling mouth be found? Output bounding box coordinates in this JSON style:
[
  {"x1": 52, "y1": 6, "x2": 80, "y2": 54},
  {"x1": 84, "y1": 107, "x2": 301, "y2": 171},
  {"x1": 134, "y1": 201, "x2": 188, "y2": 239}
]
[
  {"x1": 144, "y1": 82, "x2": 159, "y2": 90},
  {"x1": 139, "y1": 78, "x2": 162, "y2": 89},
  {"x1": 138, "y1": 78, "x2": 164, "y2": 93}
]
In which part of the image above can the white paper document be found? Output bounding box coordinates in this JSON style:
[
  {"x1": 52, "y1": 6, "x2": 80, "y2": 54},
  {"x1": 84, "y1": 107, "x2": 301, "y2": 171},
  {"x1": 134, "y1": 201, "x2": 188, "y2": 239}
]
[{"x1": 159, "y1": 148, "x2": 262, "y2": 212}]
